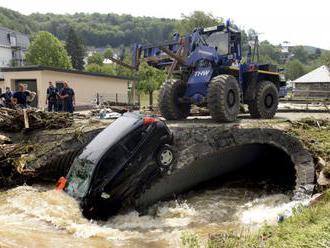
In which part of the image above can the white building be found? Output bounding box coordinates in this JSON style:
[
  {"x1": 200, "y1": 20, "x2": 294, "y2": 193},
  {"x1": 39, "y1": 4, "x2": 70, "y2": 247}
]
[{"x1": 0, "y1": 27, "x2": 30, "y2": 68}]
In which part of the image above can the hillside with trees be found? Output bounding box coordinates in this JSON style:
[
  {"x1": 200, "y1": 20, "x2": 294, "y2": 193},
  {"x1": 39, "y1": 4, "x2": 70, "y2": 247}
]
[
  {"x1": 0, "y1": 7, "x2": 176, "y2": 48},
  {"x1": 0, "y1": 7, "x2": 329, "y2": 81}
]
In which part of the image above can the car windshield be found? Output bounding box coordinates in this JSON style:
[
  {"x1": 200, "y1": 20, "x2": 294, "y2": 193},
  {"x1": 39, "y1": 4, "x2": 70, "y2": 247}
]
[
  {"x1": 204, "y1": 32, "x2": 229, "y2": 55},
  {"x1": 65, "y1": 158, "x2": 95, "y2": 199}
]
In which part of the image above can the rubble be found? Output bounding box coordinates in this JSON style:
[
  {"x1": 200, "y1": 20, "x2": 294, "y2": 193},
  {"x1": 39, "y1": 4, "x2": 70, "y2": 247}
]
[
  {"x1": 0, "y1": 108, "x2": 73, "y2": 131},
  {"x1": 0, "y1": 113, "x2": 110, "y2": 187},
  {"x1": 317, "y1": 170, "x2": 330, "y2": 186}
]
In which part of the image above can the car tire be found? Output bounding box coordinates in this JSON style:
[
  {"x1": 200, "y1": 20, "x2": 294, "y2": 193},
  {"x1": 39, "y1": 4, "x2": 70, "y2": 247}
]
[
  {"x1": 156, "y1": 144, "x2": 175, "y2": 170},
  {"x1": 207, "y1": 74, "x2": 241, "y2": 122},
  {"x1": 248, "y1": 81, "x2": 278, "y2": 119},
  {"x1": 158, "y1": 79, "x2": 191, "y2": 120}
]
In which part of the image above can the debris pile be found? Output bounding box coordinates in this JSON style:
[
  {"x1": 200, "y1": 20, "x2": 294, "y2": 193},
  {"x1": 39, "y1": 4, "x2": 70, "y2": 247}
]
[
  {"x1": 0, "y1": 108, "x2": 73, "y2": 131},
  {"x1": 89, "y1": 107, "x2": 127, "y2": 119},
  {"x1": 0, "y1": 134, "x2": 32, "y2": 186}
]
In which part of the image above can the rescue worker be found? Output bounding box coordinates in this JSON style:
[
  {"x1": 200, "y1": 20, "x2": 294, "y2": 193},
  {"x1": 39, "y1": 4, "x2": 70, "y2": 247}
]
[
  {"x1": 0, "y1": 87, "x2": 13, "y2": 108},
  {"x1": 46, "y1": 81, "x2": 58, "y2": 112},
  {"x1": 59, "y1": 81, "x2": 75, "y2": 113},
  {"x1": 56, "y1": 92, "x2": 63, "y2": 112},
  {"x1": 12, "y1": 84, "x2": 36, "y2": 109}
]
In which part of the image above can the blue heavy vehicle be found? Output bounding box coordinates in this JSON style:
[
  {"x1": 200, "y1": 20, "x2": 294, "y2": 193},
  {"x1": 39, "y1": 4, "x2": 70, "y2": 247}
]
[{"x1": 126, "y1": 21, "x2": 285, "y2": 122}]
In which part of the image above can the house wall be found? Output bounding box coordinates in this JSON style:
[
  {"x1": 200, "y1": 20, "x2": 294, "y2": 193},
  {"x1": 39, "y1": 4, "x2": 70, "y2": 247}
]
[
  {"x1": 3, "y1": 70, "x2": 42, "y2": 91},
  {"x1": 0, "y1": 47, "x2": 12, "y2": 67},
  {"x1": 294, "y1": 82, "x2": 330, "y2": 99},
  {"x1": 40, "y1": 70, "x2": 129, "y2": 107},
  {"x1": 2, "y1": 70, "x2": 129, "y2": 108},
  {"x1": 0, "y1": 80, "x2": 4, "y2": 93}
]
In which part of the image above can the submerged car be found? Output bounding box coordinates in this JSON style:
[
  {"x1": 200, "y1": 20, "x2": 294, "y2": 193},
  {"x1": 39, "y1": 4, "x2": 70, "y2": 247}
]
[{"x1": 57, "y1": 112, "x2": 174, "y2": 219}]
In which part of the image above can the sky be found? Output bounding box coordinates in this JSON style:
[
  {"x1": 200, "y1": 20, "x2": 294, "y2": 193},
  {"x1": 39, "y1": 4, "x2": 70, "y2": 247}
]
[{"x1": 0, "y1": 0, "x2": 329, "y2": 50}]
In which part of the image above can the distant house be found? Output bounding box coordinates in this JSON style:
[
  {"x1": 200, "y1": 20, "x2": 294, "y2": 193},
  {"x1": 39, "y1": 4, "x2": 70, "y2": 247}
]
[
  {"x1": 293, "y1": 65, "x2": 330, "y2": 99},
  {"x1": 279, "y1": 41, "x2": 293, "y2": 63},
  {"x1": 0, "y1": 27, "x2": 30, "y2": 67}
]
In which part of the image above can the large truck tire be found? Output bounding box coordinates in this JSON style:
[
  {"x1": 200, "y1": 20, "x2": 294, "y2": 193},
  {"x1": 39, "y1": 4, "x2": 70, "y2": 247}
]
[
  {"x1": 207, "y1": 75, "x2": 240, "y2": 122},
  {"x1": 248, "y1": 80, "x2": 278, "y2": 119},
  {"x1": 158, "y1": 79, "x2": 191, "y2": 120}
]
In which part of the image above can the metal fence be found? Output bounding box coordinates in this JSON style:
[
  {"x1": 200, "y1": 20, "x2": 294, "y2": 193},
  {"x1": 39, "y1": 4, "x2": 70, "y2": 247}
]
[{"x1": 95, "y1": 92, "x2": 130, "y2": 105}]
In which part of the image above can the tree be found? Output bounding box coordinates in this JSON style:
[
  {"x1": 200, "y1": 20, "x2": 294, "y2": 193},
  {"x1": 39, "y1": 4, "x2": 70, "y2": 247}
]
[
  {"x1": 85, "y1": 63, "x2": 117, "y2": 75},
  {"x1": 101, "y1": 64, "x2": 117, "y2": 75},
  {"x1": 309, "y1": 48, "x2": 322, "y2": 61},
  {"x1": 258, "y1": 54, "x2": 277, "y2": 65},
  {"x1": 87, "y1": 52, "x2": 104, "y2": 66},
  {"x1": 290, "y1": 46, "x2": 309, "y2": 64},
  {"x1": 85, "y1": 63, "x2": 104, "y2": 73},
  {"x1": 113, "y1": 48, "x2": 133, "y2": 77},
  {"x1": 285, "y1": 59, "x2": 306, "y2": 80},
  {"x1": 65, "y1": 27, "x2": 86, "y2": 70},
  {"x1": 320, "y1": 50, "x2": 330, "y2": 68},
  {"x1": 258, "y1": 41, "x2": 281, "y2": 64},
  {"x1": 137, "y1": 61, "x2": 166, "y2": 108},
  {"x1": 85, "y1": 49, "x2": 132, "y2": 77},
  {"x1": 176, "y1": 11, "x2": 222, "y2": 34},
  {"x1": 103, "y1": 47, "x2": 114, "y2": 59},
  {"x1": 25, "y1": 31, "x2": 72, "y2": 68}
]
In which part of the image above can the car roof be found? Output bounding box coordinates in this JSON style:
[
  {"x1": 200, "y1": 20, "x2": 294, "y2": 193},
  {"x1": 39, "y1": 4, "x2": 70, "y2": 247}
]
[{"x1": 78, "y1": 112, "x2": 143, "y2": 165}]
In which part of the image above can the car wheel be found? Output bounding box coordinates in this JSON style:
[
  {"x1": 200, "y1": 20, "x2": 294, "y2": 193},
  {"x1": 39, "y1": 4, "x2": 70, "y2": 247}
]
[{"x1": 157, "y1": 145, "x2": 174, "y2": 169}]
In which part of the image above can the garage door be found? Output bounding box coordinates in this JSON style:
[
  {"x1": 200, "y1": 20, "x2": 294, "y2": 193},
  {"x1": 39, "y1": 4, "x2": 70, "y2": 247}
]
[{"x1": 15, "y1": 79, "x2": 38, "y2": 108}]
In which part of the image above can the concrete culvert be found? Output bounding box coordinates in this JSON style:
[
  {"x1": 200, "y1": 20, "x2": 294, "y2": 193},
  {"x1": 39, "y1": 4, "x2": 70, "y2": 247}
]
[{"x1": 136, "y1": 126, "x2": 315, "y2": 208}]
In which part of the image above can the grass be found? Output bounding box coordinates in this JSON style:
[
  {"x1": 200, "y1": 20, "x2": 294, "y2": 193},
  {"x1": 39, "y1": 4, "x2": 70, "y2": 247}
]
[
  {"x1": 181, "y1": 190, "x2": 330, "y2": 248},
  {"x1": 181, "y1": 232, "x2": 201, "y2": 248},
  {"x1": 210, "y1": 190, "x2": 330, "y2": 248},
  {"x1": 139, "y1": 91, "x2": 159, "y2": 109},
  {"x1": 288, "y1": 118, "x2": 330, "y2": 161}
]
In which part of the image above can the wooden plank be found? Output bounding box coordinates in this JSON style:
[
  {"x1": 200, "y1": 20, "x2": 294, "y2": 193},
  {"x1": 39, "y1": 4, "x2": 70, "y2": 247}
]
[{"x1": 23, "y1": 109, "x2": 29, "y2": 129}]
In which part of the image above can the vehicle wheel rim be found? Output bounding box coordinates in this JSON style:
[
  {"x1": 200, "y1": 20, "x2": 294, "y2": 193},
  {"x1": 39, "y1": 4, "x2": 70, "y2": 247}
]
[
  {"x1": 160, "y1": 149, "x2": 173, "y2": 166},
  {"x1": 227, "y1": 90, "x2": 236, "y2": 107},
  {"x1": 264, "y1": 93, "x2": 274, "y2": 108}
]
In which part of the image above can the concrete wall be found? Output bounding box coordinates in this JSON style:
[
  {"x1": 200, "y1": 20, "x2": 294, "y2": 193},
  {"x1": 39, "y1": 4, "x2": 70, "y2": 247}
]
[
  {"x1": 40, "y1": 70, "x2": 129, "y2": 107},
  {"x1": 2, "y1": 70, "x2": 42, "y2": 103},
  {"x1": 2, "y1": 70, "x2": 129, "y2": 108},
  {"x1": 136, "y1": 126, "x2": 315, "y2": 207}
]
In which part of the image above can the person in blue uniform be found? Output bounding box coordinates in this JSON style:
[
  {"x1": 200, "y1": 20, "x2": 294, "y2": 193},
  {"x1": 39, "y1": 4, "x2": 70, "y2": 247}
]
[
  {"x1": 0, "y1": 87, "x2": 13, "y2": 108},
  {"x1": 46, "y1": 81, "x2": 58, "y2": 112},
  {"x1": 59, "y1": 82, "x2": 75, "y2": 113},
  {"x1": 12, "y1": 84, "x2": 36, "y2": 109}
]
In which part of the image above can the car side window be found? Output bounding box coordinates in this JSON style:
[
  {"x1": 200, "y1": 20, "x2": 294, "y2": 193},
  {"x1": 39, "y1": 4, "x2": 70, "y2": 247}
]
[
  {"x1": 97, "y1": 145, "x2": 127, "y2": 179},
  {"x1": 95, "y1": 125, "x2": 147, "y2": 180},
  {"x1": 121, "y1": 125, "x2": 146, "y2": 151}
]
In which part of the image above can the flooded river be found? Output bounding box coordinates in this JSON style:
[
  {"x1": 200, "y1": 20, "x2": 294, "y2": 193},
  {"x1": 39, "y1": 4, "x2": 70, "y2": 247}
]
[{"x1": 0, "y1": 182, "x2": 307, "y2": 248}]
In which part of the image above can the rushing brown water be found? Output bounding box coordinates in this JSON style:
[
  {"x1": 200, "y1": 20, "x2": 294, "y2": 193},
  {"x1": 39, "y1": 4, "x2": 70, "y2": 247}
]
[{"x1": 0, "y1": 183, "x2": 308, "y2": 248}]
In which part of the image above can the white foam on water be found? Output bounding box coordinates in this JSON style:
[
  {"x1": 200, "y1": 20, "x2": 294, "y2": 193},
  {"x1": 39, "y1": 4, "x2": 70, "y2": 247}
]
[{"x1": 238, "y1": 194, "x2": 310, "y2": 226}]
